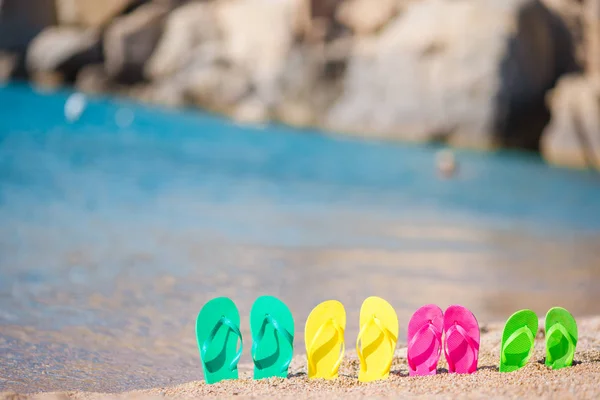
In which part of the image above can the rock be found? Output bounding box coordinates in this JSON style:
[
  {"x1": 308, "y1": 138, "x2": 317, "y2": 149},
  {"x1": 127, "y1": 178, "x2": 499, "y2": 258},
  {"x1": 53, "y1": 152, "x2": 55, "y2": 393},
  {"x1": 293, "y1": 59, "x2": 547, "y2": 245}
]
[
  {"x1": 336, "y1": 0, "x2": 399, "y2": 35},
  {"x1": 276, "y1": 100, "x2": 316, "y2": 126},
  {"x1": 232, "y1": 95, "x2": 269, "y2": 124},
  {"x1": 144, "y1": 0, "x2": 335, "y2": 122},
  {"x1": 26, "y1": 27, "x2": 102, "y2": 81},
  {"x1": 0, "y1": 0, "x2": 56, "y2": 53},
  {"x1": 541, "y1": 74, "x2": 600, "y2": 169},
  {"x1": 184, "y1": 63, "x2": 251, "y2": 111},
  {"x1": 75, "y1": 64, "x2": 111, "y2": 94},
  {"x1": 325, "y1": 0, "x2": 575, "y2": 150},
  {"x1": 146, "y1": 81, "x2": 187, "y2": 107},
  {"x1": 302, "y1": 0, "x2": 346, "y2": 43},
  {"x1": 274, "y1": 41, "x2": 350, "y2": 127},
  {"x1": 30, "y1": 71, "x2": 65, "y2": 90},
  {"x1": 104, "y1": 2, "x2": 169, "y2": 83},
  {"x1": 585, "y1": 0, "x2": 600, "y2": 78},
  {"x1": 310, "y1": 0, "x2": 344, "y2": 19},
  {"x1": 541, "y1": 0, "x2": 584, "y2": 64},
  {"x1": 0, "y1": 51, "x2": 18, "y2": 82},
  {"x1": 55, "y1": 0, "x2": 138, "y2": 28},
  {"x1": 145, "y1": 1, "x2": 220, "y2": 80},
  {"x1": 216, "y1": 0, "x2": 305, "y2": 106}
]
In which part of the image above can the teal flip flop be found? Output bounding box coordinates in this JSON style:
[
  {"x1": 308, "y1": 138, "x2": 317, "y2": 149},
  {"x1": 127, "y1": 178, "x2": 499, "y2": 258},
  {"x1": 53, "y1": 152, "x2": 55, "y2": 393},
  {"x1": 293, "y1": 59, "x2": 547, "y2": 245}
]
[
  {"x1": 196, "y1": 297, "x2": 243, "y2": 384},
  {"x1": 499, "y1": 309, "x2": 538, "y2": 373},
  {"x1": 545, "y1": 307, "x2": 578, "y2": 370},
  {"x1": 250, "y1": 296, "x2": 295, "y2": 379}
]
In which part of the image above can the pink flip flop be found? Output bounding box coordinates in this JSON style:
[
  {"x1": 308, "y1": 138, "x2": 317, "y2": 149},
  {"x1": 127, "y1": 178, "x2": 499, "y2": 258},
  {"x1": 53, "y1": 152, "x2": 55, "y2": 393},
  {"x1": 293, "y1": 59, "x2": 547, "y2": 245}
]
[
  {"x1": 443, "y1": 305, "x2": 480, "y2": 374},
  {"x1": 407, "y1": 304, "x2": 444, "y2": 376}
]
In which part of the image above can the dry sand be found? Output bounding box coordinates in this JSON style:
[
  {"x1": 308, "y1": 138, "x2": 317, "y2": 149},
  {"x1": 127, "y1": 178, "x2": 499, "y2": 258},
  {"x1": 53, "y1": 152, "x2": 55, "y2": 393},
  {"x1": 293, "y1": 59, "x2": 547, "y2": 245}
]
[{"x1": 3, "y1": 317, "x2": 600, "y2": 399}]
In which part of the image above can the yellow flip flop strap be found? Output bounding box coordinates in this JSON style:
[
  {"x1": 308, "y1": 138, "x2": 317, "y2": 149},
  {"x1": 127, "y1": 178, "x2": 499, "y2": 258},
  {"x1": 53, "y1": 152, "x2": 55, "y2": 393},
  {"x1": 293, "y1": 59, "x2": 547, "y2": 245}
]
[
  {"x1": 307, "y1": 318, "x2": 345, "y2": 378},
  {"x1": 356, "y1": 315, "x2": 397, "y2": 374}
]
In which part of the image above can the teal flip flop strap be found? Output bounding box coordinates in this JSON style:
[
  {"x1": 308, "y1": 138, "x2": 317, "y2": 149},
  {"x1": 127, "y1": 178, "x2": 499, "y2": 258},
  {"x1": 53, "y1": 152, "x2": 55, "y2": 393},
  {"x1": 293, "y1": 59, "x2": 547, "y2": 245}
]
[
  {"x1": 307, "y1": 318, "x2": 345, "y2": 377},
  {"x1": 501, "y1": 325, "x2": 535, "y2": 364},
  {"x1": 252, "y1": 314, "x2": 294, "y2": 373},
  {"x1": 546, "y1": 323, "x2": 575, "y2": 366},
  {"x1": 356, "y1": 315, "x2": 397, "y2": 374},
  {"x1": 201, "y1": 316, "x2": 243, "y2": 372}
]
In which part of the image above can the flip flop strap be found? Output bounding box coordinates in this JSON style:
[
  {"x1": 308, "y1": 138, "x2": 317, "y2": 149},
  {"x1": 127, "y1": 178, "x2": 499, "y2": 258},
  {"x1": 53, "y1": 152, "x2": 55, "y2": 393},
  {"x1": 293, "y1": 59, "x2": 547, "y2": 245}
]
[
  {"x1": 407, "y1": 322, "x2": 441, "y2": 373},
  {"x1": 252, "y1": 314, "x2": 294, "y2": 373},
  {"x1": 201, "y1": 316, "x2": 243, "y2": 371},
  {"x1": 444, "y1": 323, "x2": 478, "y2": 372},
  {"x1": 307, "y1": 318, "x2": 345, "y2": 378},
  {"x1": 546, "y1": 323, "x2": 575, "y2": 365},
  {"x1": 356, "y1": 315, "x2": 397, "y2": 374},
  {"x1": 501, "y1": 325, "x2": 535, "y2": 364}
]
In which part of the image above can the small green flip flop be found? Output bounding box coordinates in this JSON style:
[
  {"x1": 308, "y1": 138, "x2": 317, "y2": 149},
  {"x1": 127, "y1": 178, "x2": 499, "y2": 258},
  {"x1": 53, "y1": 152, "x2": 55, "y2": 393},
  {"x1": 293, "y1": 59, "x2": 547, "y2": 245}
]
[
  {"x1": 499, "y1": 309, "x2": 538, "y2": 372},
  {"x1": 250, "y1": 295, "x2": 295, "y2": 379},
  {"x1": 196, "y1": 297, "x2": 243, "y2": 384},
  {"x1": 545, "y1": 307, "x2": 577, "y2": 370}
]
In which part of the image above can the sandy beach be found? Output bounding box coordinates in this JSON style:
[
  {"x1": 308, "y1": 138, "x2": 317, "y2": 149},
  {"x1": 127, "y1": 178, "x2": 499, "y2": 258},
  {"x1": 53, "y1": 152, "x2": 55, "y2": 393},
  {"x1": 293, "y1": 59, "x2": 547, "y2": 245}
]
[
  {"x1": 3, "y1": 0, "x2": 600, "y2": 397},
  {"x1": 3, "y1": 316, "x2": 599, "y2": 399}
]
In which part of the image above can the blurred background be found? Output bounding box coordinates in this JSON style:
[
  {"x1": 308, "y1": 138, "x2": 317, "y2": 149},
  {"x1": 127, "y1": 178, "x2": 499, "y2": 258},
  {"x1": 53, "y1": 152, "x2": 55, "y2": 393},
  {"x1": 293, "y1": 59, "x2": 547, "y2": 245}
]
[{"x1": 1, "y1": 0, "x2": 600, "y2": 394}]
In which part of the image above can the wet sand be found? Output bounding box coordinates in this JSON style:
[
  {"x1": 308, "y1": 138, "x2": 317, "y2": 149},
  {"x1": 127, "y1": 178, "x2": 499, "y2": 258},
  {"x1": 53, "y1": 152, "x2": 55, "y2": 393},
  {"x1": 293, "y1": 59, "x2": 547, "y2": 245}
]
[{"x1": 4, "y1": 316, "x2": 599, "y2": 399}]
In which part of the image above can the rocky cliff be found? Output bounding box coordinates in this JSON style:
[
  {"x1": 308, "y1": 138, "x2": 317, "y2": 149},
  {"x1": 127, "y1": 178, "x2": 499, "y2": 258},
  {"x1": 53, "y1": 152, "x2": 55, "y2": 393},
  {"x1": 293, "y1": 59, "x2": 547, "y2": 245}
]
[{"x1": 0, "y1": 0, "x2": 597, "y2": 168}]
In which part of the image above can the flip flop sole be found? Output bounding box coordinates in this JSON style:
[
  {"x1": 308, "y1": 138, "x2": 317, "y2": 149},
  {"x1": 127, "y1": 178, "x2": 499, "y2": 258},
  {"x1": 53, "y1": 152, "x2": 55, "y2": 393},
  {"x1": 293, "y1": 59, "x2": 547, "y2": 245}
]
[
  {"x1": 443, "y1": 305, "x2": 480, "y2": 374},
  {"x1": 196, "y1": 297, "x2": 242, "y2": 384},
  {"x1": 305, "y1": 300, "x2": 346, "y2": 379},
  {"x1": 250, "y1": 295, "x2": 295, "y2": 379},
  {"x1": 545, "y1": 307, "x2": 577, "y2": 370},
  {"x1": 499, "y1": 309, "x2": 538, "y2": 373},
  {"x1": 357, "y1": 296, "x2": 398, "y2": 382},
  {"x1": 407, "y1": 304, "x2": 443, "y2": 376}
]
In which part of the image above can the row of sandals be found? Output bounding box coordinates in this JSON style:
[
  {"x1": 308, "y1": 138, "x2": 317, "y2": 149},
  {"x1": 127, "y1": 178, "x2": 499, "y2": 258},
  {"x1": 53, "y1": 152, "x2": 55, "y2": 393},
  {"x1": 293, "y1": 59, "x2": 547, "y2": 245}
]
[{"x1": 196, "y1": 296, "x2": 578, "y2": 384}]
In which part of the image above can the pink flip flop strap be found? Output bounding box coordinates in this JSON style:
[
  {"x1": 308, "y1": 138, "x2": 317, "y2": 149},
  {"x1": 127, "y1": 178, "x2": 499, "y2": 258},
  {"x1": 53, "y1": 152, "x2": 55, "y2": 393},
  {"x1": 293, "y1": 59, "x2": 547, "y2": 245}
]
[
  {"x1": 407, "y1": 321, "x2": 442, "y2": 373},
  {"x1": 444, "y1": 322, "x2": 479, "y2": 373}
]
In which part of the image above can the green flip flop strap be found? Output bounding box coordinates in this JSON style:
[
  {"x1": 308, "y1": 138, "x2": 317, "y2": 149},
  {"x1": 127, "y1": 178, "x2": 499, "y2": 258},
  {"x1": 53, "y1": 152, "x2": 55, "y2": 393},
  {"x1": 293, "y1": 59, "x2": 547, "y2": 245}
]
[
  {"x1": 201, "y1": 316, "x2": 243, "y2": 372},
  {"x1": 356, "y1": 315, "x2": 397, "y2": 374},
  {"x1": 501, "y1": 325, "x2": 535, "y2": 364},
  {"x1": 307, "y1": 318, "x2": 345, "y2": 378},
  {"x1": 546, "y1": 323, "x2": 575, "y2": 366},
  {"x1": 252, "y1": 314, "x2": 294, "y2": 373}
]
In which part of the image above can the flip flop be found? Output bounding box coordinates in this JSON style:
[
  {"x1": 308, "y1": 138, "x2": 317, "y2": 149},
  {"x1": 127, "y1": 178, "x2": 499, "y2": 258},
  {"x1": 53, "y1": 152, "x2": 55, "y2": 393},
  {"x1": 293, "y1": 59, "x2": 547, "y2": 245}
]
[
  {"x1": 406, "y1": 304, "x2": 443, "y2": 376},
  {"x1": 250, "y1": 295, "x2": 295, "y2": 379},
  {"x1": 305, "y1": 300, "x2": 346, "y2": 379},
  {"x1": 499, "y1": 309, "x2": 538, "y2": 372},
  {"x1": 195, "y1": 297, "x2": 243, "y2": 384},
  {"x1": 356, "y1": 296, "x2": 398, "y2": 382},
  {"x1": 443, "y1": 305, "x2": 480, "y2": 374},
  {"x1": 545, "y1": 307, "x2": 577, "y2": 370}
]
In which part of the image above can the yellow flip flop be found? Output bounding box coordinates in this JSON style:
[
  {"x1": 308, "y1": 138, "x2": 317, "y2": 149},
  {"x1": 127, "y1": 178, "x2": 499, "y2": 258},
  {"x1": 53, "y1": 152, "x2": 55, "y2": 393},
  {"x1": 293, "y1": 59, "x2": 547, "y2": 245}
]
[
  {"x1": 304, "y1": 300, "x2": 346, "y2": 379},
  {"x1": 356, "y1": 296, "x2": 398, "y2": 382}
]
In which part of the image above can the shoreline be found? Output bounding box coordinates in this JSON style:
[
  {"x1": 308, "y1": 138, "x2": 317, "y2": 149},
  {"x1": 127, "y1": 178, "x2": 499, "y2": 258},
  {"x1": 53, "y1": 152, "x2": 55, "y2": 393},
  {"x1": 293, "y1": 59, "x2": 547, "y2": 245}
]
[{"x1": 3, "y1": 316, "x2": 600, "y2": 399}]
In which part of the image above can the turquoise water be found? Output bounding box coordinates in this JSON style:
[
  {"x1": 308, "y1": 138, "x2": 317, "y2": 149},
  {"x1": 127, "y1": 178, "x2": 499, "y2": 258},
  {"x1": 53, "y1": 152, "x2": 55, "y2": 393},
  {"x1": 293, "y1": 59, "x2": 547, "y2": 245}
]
[
  {"x1": 0, "y1": 83, "x2": 599, "y2": 392},
  {"x1": 2, "y1": 84, "x2": 599, "y2": 233}
]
